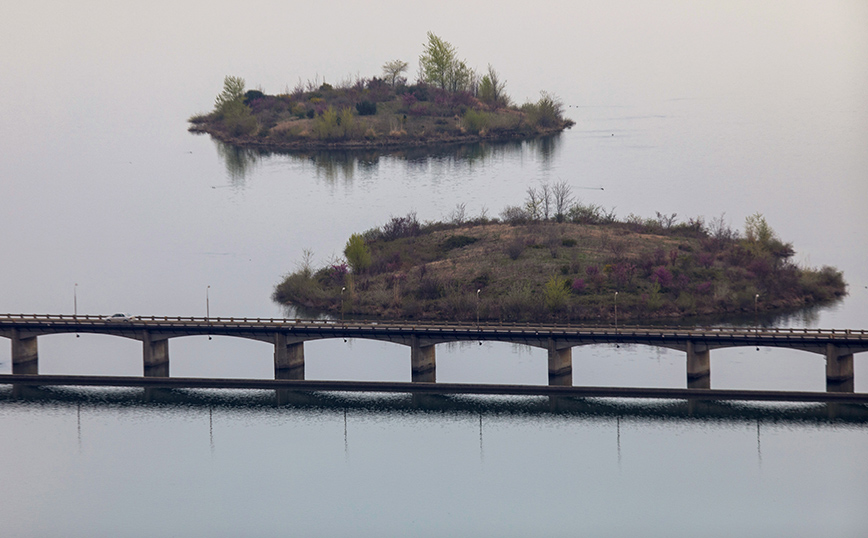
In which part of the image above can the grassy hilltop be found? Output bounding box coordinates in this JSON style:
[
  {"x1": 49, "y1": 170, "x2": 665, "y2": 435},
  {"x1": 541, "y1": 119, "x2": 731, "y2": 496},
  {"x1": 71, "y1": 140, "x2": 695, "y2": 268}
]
[
  {"x1": 189, "y1": 33, "x2": 573, "y2": 150},
  {"x1": 273, "y1": 187, "x2": 846, "y2": 323}
]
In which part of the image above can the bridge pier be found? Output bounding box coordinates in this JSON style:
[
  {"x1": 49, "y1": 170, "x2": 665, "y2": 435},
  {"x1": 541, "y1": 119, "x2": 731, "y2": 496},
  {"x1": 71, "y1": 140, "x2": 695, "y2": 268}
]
[
  {"x1": 826, "y1": 344, "x2": 854, "y2": 392},
  {"x1": 143, "y1": 331, "x2": 169, "y2": 377},
  {"x1": 274, "y1": 333, "x2": 304, "y2": 380},
  {"x1": 548, "y1": 339, "x2": 572, "y2": 386},
  {"x1": 11, "y1": 329, "x2": 38, "y2": 375},
  {"x1": 686, "y1": 341, "x2": 710, "y2": 389},
  {"x1": 411, "y1": 337, "x2": 435, "y2": 383}
]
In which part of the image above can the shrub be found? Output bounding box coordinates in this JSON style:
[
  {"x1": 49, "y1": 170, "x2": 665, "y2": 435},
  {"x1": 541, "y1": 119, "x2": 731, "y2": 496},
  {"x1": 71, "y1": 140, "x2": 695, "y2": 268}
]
[
  {"x1": 243, "y1": 89, "x2": 265, "y2": 105},
  {"x1": 522, "y1": 91, "x2": 564, "y2": 129},
  {"x1": 500, "y1": 205, "x2": 529, "y2": 225},
  {"x1": 344, "y1": 233, "x2": 371, "y2": 273},
  {"x1": 442, "y1": 235, "x2": 478, "y2": 250},
  {"x1": 356, "y1": 100, "x2": 377, "y2": 116},
  {"x1": 379, "y1": 213, "x2": 421, "y2": 241},
  {"x1": 543, "y1": 276, "x2": 570, "y2": 312},
  {"x1": 571, "y1": 278, "x2": 586, "y2": 294},
  {"x1": 506, "y1": 238, "x2": 525, "y2": 260},
  {"x1": 463, "y1": 109, "x2": 489, "y2": 134},
  {"x1": 651, "y1": 266, "x2": 673, "y2": 287}
]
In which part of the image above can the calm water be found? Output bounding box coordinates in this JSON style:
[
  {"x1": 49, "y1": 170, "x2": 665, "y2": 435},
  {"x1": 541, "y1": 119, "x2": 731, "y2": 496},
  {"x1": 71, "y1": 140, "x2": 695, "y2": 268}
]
[{"x1": 1, "y1": 1, "x2": 867, "y2": 535}]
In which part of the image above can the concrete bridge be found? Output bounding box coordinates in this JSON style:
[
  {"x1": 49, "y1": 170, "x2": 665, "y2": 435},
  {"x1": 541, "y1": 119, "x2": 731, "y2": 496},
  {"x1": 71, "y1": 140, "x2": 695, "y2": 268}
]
[{"x1": 2, "y1": 314, "x2": 867, "y2": 392}]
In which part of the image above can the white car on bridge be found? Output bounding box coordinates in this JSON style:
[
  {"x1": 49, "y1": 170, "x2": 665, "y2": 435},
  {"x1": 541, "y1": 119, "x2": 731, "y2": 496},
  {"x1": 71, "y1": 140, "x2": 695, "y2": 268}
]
[{"x1": 104, "y1": 313, "x2": 136, "y2": 322}]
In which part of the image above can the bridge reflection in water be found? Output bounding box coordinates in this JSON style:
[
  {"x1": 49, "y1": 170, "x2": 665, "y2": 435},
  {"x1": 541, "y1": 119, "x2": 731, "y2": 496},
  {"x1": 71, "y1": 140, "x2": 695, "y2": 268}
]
[{"x1": 2, "y1": 314, "x2": 867, "y2": 395}]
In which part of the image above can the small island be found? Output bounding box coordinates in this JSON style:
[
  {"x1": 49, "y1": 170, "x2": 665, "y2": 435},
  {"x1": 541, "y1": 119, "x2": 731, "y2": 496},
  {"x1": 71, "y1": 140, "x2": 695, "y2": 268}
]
[
  {"x1": 273, "y1": 185, "x2": 846, "y2": 323},
  {"x1": 189, "y1": 33, "x2": 573, "y2": 151}
]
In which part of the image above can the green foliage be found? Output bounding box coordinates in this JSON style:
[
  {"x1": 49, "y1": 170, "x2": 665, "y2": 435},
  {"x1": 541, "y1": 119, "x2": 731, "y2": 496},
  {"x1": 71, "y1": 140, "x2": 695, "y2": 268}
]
[
  {"x1": 313, "y1": 106, "x2": 339, "y2": 139},
  {"x1": 214, "y1": 76, "x2": 246, "y2": 114},
  {"x1": 272, "y1": 271, "x2": 327, "y2": 306},
  {"x1": 478, "y1": 65, "x2": 509, "y2": 107},
  {"x1": 743, "y1": 213, "x2": 794, "y2": 260},
  {"x1": 344, "y1": 233, "x2": 372, "y2": 273},
  {"x1": 522, "y1": 91, "x2": 564, "y2": 129},
  {"x1": 462, "y1": 109, "x2": 489, "y2": 134},
  {"x1": 312, "y1": 106, "x2": 362, "y2": 139},
  {"x1": 213, "y1": 76, "x2": 257, "y2": 135},
  {"x1": 744, "y1": 213, "x2": 775, "y2": 245},
  {"x1": 419, "y1": 32, "x2": 472, "y2": 92},
  {"x1": 543, "y1": 276, "x2": 570, "y2": 312}
]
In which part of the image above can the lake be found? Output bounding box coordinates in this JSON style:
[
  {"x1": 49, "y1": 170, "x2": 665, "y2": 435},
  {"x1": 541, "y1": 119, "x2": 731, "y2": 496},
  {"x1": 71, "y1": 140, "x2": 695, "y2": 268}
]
[{"x1": 1, "y1": 1, "x2": 866, "y2": 535}]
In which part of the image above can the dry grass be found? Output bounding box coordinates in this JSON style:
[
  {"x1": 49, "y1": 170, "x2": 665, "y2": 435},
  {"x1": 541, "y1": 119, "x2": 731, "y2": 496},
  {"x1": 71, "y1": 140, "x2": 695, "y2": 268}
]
[{"x1": 274, "y1": 220, "x2": 846, "y2": 323}]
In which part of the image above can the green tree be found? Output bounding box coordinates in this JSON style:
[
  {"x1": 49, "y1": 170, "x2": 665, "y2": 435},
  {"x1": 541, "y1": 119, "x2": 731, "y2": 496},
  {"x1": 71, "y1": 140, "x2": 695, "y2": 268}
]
[
  {"x1": 744, "y1": 212, "x2": 775, "y2": 245},
  {"x1": 543, "y1": 276, "x2": 570, "y2": 312},
  {"x1": 478, "y1": 65, "x2": 508, "y2": 106},
  {"x1": 344, "y1": 233, "x2": 371, "y2": 273},
  {"x1": 382, "y1": 59, "x2": 409, "y2": 87},
  {"x1": 744, "y1": 212, "x2": 794, "y2": 260},
  {"x1": 419, "y1": 32, "x2": 473, "y2": 92},
  {"x1": 313, "y1": 106, "x2": 339, "y2": 139},
  {"x1": 522, "y1": 91, "x2": 563, "y2": 129},
  {"x1": 214, "y1": 75, "x2": 246, "y2": 115},
  {"x1": 214, "y1": 75, "x2": 257, "y2": 135}
]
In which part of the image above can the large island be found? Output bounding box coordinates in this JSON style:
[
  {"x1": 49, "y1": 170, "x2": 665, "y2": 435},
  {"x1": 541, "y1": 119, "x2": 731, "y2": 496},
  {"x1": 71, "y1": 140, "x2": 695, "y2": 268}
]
[{"x1": 273, "y1": 192, "x2": 846, "y2": 323}]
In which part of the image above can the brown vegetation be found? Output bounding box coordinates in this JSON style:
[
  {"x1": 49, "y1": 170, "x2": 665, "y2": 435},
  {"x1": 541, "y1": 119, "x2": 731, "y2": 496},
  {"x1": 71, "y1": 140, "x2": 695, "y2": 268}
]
[
  {"x1": 273, "y1": 197, "x2": 847, "y2": 323},
  {"x1": 189, "y1": 76, "x2": 573, "y2": 151}
]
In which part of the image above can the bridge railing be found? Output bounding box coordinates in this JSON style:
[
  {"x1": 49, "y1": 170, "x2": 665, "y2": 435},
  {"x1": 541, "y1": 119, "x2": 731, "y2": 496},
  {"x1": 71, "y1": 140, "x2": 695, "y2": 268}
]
[{"x1": 0, "y1": 313, "x2": 866, "y2": 338}]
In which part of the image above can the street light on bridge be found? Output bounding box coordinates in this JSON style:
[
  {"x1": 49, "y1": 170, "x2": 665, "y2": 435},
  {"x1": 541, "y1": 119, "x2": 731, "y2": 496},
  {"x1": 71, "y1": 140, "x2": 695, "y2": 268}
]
[
  {"x1": 207, "y1": 286, "x2": 212, "y2": 340},
  {"x1": 74, "y1": 283, "x2": 80, "y2": 338},
  {"x1": 754, "y1": 293, "x2": 760, "y2": 350},
  {"x1": 476, "y1": 289, "x2": 481, "y2": 328},
  {"x1": 341, "y1": 287, "x2": 346, "y2": 321}
]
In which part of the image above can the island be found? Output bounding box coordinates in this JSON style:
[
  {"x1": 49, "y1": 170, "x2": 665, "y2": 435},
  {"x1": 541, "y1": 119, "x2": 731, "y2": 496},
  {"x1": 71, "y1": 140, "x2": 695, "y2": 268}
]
[
  {"x1": 273, "y1": 186, "x2": 846, "y2": 323},
  {"x1": 188, "y1": 33, "x2": 574, "y2": 151}
]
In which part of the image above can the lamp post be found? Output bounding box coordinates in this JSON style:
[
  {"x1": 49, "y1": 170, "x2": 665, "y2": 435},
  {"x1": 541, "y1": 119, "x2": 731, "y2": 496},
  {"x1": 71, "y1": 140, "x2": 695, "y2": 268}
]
[
  {"x1": 614, "y1": 291, "x2": 618, "y2": 332},
  {"x1": 754, "y1": 293, "x2": 759, "y2": 349},
  {"x1": 476, "y1": 289, "x2": 481, "y2": 328},
  {"x1": 74, "y1": 283, "x2": 80, "y2": 338},
  {"x1": 207, "y1": 285, "x2": 212, "y2": 340},
  {"x1": 341, "y1": 287, "x2": 346, "y2": 321}
]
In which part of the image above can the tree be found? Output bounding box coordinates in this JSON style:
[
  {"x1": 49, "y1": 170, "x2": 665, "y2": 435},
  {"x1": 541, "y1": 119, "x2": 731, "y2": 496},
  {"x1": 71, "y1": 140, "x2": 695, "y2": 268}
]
[
  {"x1": 552, "y1": 181, "x2": 574, "y2": 222},
  {"x1": 213, "y1": 75, "x2": 257, "y2": 135},
  {"x1": 543, "y1": 276, "x2": 570, "y2": 312},
  {"x1": 478, "y1": 65, "x2": 508, "y2": 106},
  {"x1": 382, "y1": 59, "x2": 409, "y2": 87},
  {"x1": 344, "y1": 233, "x2": 371, "y2": 273},
  {"x1": 744, "y1": 213, "x2": 775, "y2": 245},
  {"x1": 744, "y1": 212, "x2": 794, "y2": 260},
  {"x1": 419, "y1": 32, "x2": 473, "y2": 92},
  {"x1": 214, "y1": 75, "x2": 246, "y2": 114}
]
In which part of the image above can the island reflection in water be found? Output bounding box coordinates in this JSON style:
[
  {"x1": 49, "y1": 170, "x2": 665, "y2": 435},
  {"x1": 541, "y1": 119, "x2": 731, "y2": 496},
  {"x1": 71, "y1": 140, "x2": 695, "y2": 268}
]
[{"x1": 211, "y1": 134, "x2": 563, "y2": 184}]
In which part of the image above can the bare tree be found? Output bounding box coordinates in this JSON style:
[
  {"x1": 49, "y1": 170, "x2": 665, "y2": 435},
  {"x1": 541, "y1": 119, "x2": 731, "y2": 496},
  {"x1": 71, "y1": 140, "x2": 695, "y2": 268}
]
[
  {"x1": 655, "y1": 211, "x2": 678, "y2": 229},
  {"x1": 540, "y1": 183, "x2": 552, "y2": 220},
  {"x1": 552, "y1": 181, "x2": 574, "y2": 222},
  {"x1": 449, "y1": 202, "x2": 467, "y2": 225},
  {"x1": 525, "y1": 187, "x2": 542, "y2": 221}
]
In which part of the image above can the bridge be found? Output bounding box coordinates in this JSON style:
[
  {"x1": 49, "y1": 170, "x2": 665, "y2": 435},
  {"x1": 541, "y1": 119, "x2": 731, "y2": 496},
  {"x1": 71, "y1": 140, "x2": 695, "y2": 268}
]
[{"x1": 2, "y1": 314, "x2": 867, "y2": 393}]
